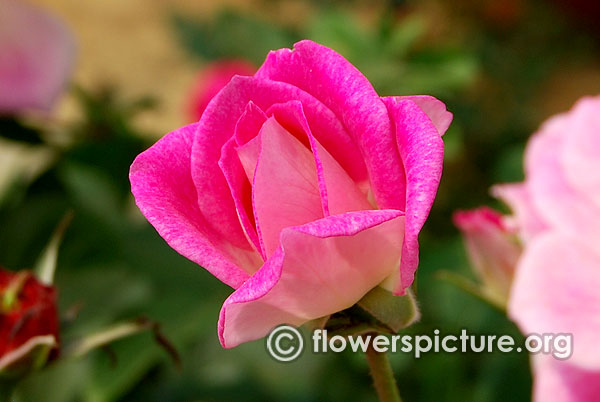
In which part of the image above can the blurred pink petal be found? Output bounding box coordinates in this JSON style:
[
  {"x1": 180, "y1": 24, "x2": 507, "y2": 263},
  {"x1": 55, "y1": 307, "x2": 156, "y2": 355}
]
[
  {"x1": 509, "y1": 233, "x2": 600, "y2": 370},
  {"x1": 561, "y1": 96, "x2": 600, "y2": 209},
  {"x1": 0, "y1": 0, "x2": 76, "y2": 113},
  {"x1": 218, "y1": 209, "x2": 405, "y2": 348},
  {"x1": 533, "y1": 356, "x2": 600, "y2": 402},
  {"x1": 525, "y1": 110, "x2": 600, "y2": 250}
]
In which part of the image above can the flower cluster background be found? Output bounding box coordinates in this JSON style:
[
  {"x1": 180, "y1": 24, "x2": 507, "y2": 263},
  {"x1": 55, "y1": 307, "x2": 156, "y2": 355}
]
[{"x1": 1, "y1": 0, "x2": 600, "y2": 401}]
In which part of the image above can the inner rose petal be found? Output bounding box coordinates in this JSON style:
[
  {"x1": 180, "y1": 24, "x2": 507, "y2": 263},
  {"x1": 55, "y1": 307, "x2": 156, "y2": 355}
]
[
  {"x1": 266, "y1": 100, "x2": 372, "y2": 215},
  {"x1": 249, "y1": 117, "x2": 324, "y2": 257}
]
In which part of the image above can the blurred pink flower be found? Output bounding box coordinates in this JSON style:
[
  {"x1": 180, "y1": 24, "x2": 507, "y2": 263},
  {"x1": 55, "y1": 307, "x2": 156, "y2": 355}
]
[
  {"x1": 0, "y1": 0, "x2": 76, "y2": 114},
  {"x1": 131, "y1": 40, "x2": 452, "y2": 347},
  {"x1": 453, "y1": 207, "x2": 520, "y2": 305},
  {"x1": 496, "y1": 96, "x2": 600, "y2": 401},
  {"x1": 186, "y1": 60, "x2": 255, "y2": 122}
]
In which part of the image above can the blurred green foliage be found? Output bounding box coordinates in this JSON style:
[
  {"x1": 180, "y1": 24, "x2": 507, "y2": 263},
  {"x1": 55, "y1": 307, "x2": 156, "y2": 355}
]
[{"x1": 1, "y1": 0, "x2": 599, "y2": 401}]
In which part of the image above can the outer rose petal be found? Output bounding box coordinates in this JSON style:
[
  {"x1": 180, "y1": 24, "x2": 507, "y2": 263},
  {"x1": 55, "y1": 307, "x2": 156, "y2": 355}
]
[
  {"x1": 532, "y1": 356, "x2": 600, "y2": 402},
  {"x1": 382, "y1": 98, "x2": 445, "y2": 294},
  {"x1": 0, "y1": 0, "x2": 76, "y2": 113},
  {"x1": 252, "y1": 118, "x2": 324, "y2": 257},
  {"x1": 130, "y1": 123, "x2": 260, "y2": 288},
  {"x1": 395, "y1": 95, "x2": 453, "y2": 136},
  {"x1": 191, "y1": 75, "x2": 366, "y2": 251},
  {"x1": 218, "y1": 209, "x2": 405, "y2": 348},
  {"x1": 256, "y1": 40, "x2": 405, "y2": 209},
  {"x1": 508, "y1": 233, "x2": 600, "y2": 370}
]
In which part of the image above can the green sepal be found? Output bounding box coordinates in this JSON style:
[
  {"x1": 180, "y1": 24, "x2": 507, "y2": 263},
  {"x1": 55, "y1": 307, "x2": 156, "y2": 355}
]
[{"x1": 356, "y1": 286, "x2": 420, "y2": 333}]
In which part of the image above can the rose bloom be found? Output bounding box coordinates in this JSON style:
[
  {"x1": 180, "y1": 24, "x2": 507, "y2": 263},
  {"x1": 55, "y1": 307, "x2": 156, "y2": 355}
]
[
  {"x1": 0, "y1": 268, "x2": 59, "y2": 374},
  {"x1": 493, "y1": 96, "x2": 600, "y2": 401},
  {"x1": 186, "y1": 60, "x2": 255, "y2": 122},
  {"x1": 0, "y1": 0, "x2": 76, "y2": 114},
  {"x1": 131, "y1": 40, "x2": 452, "y2": 347}
]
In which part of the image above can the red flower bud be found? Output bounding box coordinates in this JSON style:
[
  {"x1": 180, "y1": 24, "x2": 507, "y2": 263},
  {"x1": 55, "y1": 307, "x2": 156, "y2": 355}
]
[{"x1": 0, "y1": 268, "x2": 59, "y2": 375}]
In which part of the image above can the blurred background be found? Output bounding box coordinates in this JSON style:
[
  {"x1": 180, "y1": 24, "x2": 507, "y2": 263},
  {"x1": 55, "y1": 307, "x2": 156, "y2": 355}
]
[{"x1": 1, "y1": 0, "x2": 600, "y2": 401}]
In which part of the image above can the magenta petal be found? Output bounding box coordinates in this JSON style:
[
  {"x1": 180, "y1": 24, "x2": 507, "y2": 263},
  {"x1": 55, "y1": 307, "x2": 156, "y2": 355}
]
[
  {"x1": 218, "y1": 209, "x2": 405, "y2": 348},
  {"x1": 383, "y1": 98, "x2": 444, "y2": 294},
  {"x1": 392, "y1": 96, "x2": 453, "y2": 136},
  {"x1": 219, "y1": 137, "x2": 262, "y2": 257},
  {"x1": 252, "y1": 118, "x2": 324, "y2": 257},
  {"x1": 130, "y1": 123, "x2": 259, "y2": 288},
  {"x1": 256, "y1": 40, "x2": 405, "y2": 209},
  {"x1": 532, "y1": 356, "x2": 600, "y2": 402},
  {"x1": 234, "y1": 101, "x2": 267, "y2": 146},
  {"x1": 0, "y1": 0, "x2": 76, "y2": 113},
  {"x1": 508, "y1": 233, "x2": 600, "y2": 370}
]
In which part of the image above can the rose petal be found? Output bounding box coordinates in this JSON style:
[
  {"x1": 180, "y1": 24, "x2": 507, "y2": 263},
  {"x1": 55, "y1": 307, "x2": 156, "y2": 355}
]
[
  {"x1": 256, "y1": 40, "x2": 404, "y2": 209},
  {"x1": 130, "y1": 123, "x2": 259, "y2": 288},
  {"x1": 508, "y1": 232, "x2": 600, "y2": 370},
  {"x1": 394, "y1": 95, "x2": 453, "y2": 136},
  {"x1": 218, "y1": 209, "x2": 405, "y2": 348},
  {"x1": 382, "y1": 98, "x2": 444, "y2": 294},
  {"x1": 219, "y1": 137, "x2": 262, "y2": 257},
  {"x1": 234, "y1": 101, "x2": 267, "y2": 146},
  {"x1": 252, "y1": 118, "x2": 324, "y2": 257}
]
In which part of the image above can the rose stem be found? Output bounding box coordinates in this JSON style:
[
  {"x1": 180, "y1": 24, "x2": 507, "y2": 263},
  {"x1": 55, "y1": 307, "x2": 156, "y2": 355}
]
[{"x1": 365, "y1": 337, "x2": 403, "y2": 402}]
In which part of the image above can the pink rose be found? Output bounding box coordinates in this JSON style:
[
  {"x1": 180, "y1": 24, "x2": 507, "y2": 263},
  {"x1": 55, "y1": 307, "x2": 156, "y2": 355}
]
[
  {"x1": 130, "y1": 40, "x2": 451, "y2": 347},
  {"x1": 186, "y1": 60, "x2": 255, "y2": 122},
  {"x1": 0, "y1": 0, "x2": 76, "y2": 114},
  {"x1": 453, "y1": 207, "x2": 520, "y2": 306},
  {"x1": 494, "y1": 96, "x2": 600, "y2": 401}
]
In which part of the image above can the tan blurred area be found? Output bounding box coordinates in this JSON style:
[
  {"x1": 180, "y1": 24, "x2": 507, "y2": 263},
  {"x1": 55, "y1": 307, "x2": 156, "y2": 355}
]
[
  {"x1": 27, "y1": 0, "x2": 387, "y2": 136},
  {"x1": 28, "y1": 0, "x2": 264, "y2": 136}
]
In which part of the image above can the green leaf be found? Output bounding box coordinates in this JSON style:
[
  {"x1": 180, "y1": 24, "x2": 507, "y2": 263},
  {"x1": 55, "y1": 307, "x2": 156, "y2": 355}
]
[{"x1": 356, "y1": 286, "x2": 420, "y2": 333}]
